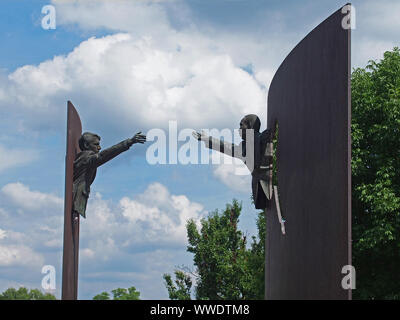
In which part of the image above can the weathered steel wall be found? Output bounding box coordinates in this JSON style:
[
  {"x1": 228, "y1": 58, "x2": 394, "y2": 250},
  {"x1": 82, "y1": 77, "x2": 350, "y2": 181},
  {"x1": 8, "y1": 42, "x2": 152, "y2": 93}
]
[
  {"x1": 266, "y1": 6, "x2": 351, "y2": 299},
  {"x1": 62, "y1": 101, "x2": 82, "y2": 300}
]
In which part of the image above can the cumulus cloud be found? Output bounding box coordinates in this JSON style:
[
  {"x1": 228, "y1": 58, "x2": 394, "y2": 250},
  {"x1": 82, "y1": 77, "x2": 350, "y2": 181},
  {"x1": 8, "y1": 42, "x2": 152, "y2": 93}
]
[
  {"x1": 0, "y1": 228, "x2": 44, "y2": 271},
  {"x1": 210, "y1": 152, "x2": 251, "y2": 193},
  {"x1": 82, "y1": 182, "x2": 205, "y2": 256},
  {"x1": 79, "y1": 182, "x2": 206, "y2": 298},
  {"x1": 1, "y1": 32, "x2": 265, "y2": 134},
  {"x1": 2, "y1": 0, "x2": 398, "y2": 140},
  {"x1": 53, "y1": 0, "x2": 173, "y2": 35},
  {"x1": 0, "y1": 226, "x2": 45, "y2": 294},
  {"x1": 0, "y1": 229, "x2": 6, "y2": 240},
  {"x1": 0, "y1": 144, "x2": 38, "y2": 173},
  {"x1": 121, "y1": 183, "x2": 203, "y2": 243},
  {"x1": 1, "y1": 182, "x2": 63, "y2": 213},
  {"x1": 0, "y1": 183, "x2": 64, "y2": 273},
  {"x1": 0, "y1": 244, "x2": 44, "y2": 268},
  {"x1": 0, "y1": 180, "x2": 206, "y2": 298},
  {"x1": 0, "y1": 181, "x2": 204, "y2": 256},
  {"x1": 0, "y1": 0, "x2": 270, "y2": 138}
]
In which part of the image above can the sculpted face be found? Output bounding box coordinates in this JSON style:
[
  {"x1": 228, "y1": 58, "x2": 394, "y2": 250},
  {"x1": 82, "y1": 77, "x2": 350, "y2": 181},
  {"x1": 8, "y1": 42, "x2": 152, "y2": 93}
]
[
  {"x1": 239, "y1": 118, "x2": 249, "y2": 140},
  {"x1": 85, "y1": 135, "x2": 101, "y2": 153}
]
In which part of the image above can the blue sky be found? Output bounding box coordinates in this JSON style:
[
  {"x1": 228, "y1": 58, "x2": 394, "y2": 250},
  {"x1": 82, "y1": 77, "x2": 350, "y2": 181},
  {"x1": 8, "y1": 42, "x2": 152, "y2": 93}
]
[{"x1": 0, "y1": 0, "x2": 398, "y2": 299}]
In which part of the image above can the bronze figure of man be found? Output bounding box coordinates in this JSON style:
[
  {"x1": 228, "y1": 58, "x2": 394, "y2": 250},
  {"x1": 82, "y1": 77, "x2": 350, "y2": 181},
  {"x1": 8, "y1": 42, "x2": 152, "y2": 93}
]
[
  {"x1": 72, "y1": 131, "x2": 146, "y2": 219},
  {"x1": 193, "y1": 114, "x2": 273, "y2": 209}
]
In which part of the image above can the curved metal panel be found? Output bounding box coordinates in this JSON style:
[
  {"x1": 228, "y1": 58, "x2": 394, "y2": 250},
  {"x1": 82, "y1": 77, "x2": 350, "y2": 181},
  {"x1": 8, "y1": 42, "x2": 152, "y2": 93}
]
[
  {"x1": 266, "y1": 5, "x2": 351, "y2": 299},
  {"x1": 62, "y1": 101, "x2": 82, "y2": 300}
]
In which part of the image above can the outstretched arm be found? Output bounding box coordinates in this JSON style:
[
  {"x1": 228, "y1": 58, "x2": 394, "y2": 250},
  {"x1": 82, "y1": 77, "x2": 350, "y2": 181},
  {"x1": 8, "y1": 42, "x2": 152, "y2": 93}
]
[
  {"x1": 192, "y1": 130, "x2": 240, "y2": 159},
  {"x1": 95, "y1": 132, "x2": 146, "y2": 167}
]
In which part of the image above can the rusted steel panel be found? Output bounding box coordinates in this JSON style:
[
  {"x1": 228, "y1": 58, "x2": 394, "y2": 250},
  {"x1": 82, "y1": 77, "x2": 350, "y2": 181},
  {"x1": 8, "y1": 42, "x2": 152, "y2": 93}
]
[
  {"x1": 266, "y1": 6, "x2": 351, "y2": 299},
  {"x1": 62, "y1": 101, "x2": 82, "y2": 300}
]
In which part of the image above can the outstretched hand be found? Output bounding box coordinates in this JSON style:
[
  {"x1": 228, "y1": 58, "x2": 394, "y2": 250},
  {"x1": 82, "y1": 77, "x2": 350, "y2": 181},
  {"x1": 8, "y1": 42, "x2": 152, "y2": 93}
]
[
  {"x1": 192, "y1": 130, "x2": 209, "y2": 142},
  {"x1": 130, "y1": 132, "x2": 147, "y2": 145}
]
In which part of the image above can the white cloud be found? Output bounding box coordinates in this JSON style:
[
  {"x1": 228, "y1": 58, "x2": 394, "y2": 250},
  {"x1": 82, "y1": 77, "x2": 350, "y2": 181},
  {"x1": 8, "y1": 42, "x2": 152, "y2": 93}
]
[
  {"x1": 53, "y1": 0, "x2": 172, "y2": 35},
  {"x1": 78, "y1": 182, "x2": 206, "y2": 298},
  {"x1": 0, "y1": 144, "x2": 38, "y2": 173},
  {"x1": 0, "y1": 0, "x2": 270, "y2": 137},
  {"x1": 0, "y1": 184, "x2": 62, "y2": 294},
  {"x1": 210, "y1": 152, "x2": 251, "y2": 193},
  {"x1": 0, "y1": 229, "x2": 6, "y2": 240},
  {"x1": 82, "y1": 182, "x2": 206, "y2": 257},
  {"x1": 0, "y1": 180, "x2": 205, "y2": 298},
  {"x1": 1, "y1": 182, "x2": 63, "y2": 213},
  {"x1": 1, "y1": 32, "x2": 265, "y2": 133},
  {"x1": 81, "y1": 248, "x2": 95, "y2": 259},
  {"x1": 2, "y1": 0, "x2": 398, "y2": 138},
  {"x1": 119, "y1": 182, "x2": 204, "y2": 244},
  {"x1": 0, "y1": 228, "x2": 44, "y2": 268},
  {"x1": 0, "y1": 244, "x2": 44, "y2": 268}
]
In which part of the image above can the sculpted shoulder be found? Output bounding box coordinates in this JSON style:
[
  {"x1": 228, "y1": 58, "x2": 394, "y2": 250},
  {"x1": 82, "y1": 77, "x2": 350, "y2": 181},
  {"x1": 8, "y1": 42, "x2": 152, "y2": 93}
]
[{"x1": 74, "y1": 150, "x2": 97, "y2": 164}]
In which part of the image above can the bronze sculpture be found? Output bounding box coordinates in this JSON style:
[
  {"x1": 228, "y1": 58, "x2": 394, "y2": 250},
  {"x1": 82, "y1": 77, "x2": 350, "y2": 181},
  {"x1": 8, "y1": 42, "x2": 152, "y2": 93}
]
[
  {"x1": 193, "y1": 114, "x2": 273, "y2": 209},
  {"x1": 73, "y1": 131, "x2": 146, "y2": 219},
  {"x1": 62, "y1": 101, "x2": 146, "y2": 300}
]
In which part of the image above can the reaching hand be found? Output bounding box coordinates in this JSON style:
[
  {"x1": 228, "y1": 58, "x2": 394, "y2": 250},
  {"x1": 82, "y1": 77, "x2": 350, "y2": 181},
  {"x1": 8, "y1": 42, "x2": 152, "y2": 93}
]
[
  {"x1": 130, "y1": 132, "x2": 146, "y2": 145},
  {"x1": 192, "y1": 130, "x2": 208, "y2": 142}
]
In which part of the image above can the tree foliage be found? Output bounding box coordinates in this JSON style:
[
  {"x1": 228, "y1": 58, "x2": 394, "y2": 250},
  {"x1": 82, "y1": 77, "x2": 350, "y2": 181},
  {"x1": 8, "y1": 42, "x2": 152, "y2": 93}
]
[
  {"x1": 93, "y1": 286, "x2": 140, "y2": 300},
  {"x1": 352, "y1": 47, "x2": 400, "y2": 299},
  {"x1": 0, "y1": 287, "x2": 56, "y2": 300},
  {"x1": 164, "y1": 200, "x2": 265, "y2": 300},
  {"x1": 163, "y1": 270, "x2": 192, "y2": 300}
]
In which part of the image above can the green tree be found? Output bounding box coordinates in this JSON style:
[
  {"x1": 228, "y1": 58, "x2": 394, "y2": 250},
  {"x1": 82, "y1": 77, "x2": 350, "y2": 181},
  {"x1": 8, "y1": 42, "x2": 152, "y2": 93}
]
[
  {"x1": 93, "y1": 286, "x2": 140, "y2": 300},
  {"x1": 164, "y1": 200, "x2": 265, "y2": 300},
  {"x1": 246, "y1": 210, "x2": 265, "y2": 299},
  {"x1": 92, "y1": 291, "x2": 110, "y2": 300},
  {"x1": 352, "y1": 47, "x2": 400, "y2": 299},
  {"x1": 163, "y1": 270, "x2": 192, "y2": 300},
  {"x1": 0, "y1": 287, "x2": 56, "y2": 300}
]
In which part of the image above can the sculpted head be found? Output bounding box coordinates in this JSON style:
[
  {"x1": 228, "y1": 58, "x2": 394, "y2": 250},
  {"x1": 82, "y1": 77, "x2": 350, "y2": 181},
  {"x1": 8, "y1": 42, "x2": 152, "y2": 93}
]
[
  {"x1": 79, "y1": 132, "x2": 101, "y2": 153},
  {"x1": 239, "y1": 114, "x2": 261, "y2": 140}
]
